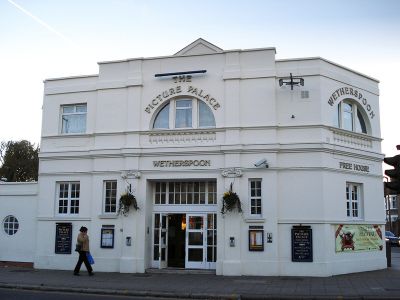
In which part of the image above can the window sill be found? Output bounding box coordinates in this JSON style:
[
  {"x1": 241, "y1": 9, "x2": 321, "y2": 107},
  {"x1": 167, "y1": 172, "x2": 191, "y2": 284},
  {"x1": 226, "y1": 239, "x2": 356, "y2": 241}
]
[
  {"x1": 98, "y1": 214, "x2": 118, "y2": 219},
  {"x1": 244, "y1": 217, "x2": 265, "y2": 223}
]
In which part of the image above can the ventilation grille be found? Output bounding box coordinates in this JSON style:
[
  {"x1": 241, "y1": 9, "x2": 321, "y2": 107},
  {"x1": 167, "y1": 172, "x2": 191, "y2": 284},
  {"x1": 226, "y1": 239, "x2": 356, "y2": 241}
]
[{"x1": 301, "y1": 91, "x2": 309, "y2": 99}]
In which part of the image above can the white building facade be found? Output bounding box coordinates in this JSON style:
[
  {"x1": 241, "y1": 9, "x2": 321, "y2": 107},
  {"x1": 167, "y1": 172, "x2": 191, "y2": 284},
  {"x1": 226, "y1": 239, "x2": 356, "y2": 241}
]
[{"x1": 3, "y1": 39, "x2": 386, "y2": 276}]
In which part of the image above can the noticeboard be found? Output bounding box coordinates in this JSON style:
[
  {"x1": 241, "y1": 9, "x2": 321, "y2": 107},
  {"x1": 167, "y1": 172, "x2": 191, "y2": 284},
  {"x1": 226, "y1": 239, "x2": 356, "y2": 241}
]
[
  {"x1": 291, "y1": 226, "x2": 313, "y2": 262},
  {"x1": 55, "y1": 223, "x2": 72, "y2": 254}
]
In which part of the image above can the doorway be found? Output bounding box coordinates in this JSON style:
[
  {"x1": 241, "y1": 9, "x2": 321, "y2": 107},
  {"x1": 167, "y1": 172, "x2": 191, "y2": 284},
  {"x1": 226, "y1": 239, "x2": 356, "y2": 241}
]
[
  {"x1": 153, "y1": 213, "x2": 217, "y2": 269},
  {"x1": 167, "y1": 214, "x2": 185, "y2": 268}
]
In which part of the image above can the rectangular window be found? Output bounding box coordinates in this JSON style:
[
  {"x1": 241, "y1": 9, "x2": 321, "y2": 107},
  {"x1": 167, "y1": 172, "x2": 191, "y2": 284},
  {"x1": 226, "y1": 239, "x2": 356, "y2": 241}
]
[
  {"x1": 175, "y1": 100, "x2": 192, "y2": 128},
  {"x1": 154, "y1": 181, "x2": 216, "y2": 205},
  {"x1": 346, "y1": 182, "x2": 362, "y2": 219},
  {"x1": 104, "y1": 180, "x2": 117, "y2": 213},
  {"x1": 57, "y1": 182, "x2": 80, "y2": 215},
  {"x1": 61, "y1": 104, "x2": 87, "y2": 134},
  {"x1": 249, "y1": 179, "x2": 262, "y2": 216}
]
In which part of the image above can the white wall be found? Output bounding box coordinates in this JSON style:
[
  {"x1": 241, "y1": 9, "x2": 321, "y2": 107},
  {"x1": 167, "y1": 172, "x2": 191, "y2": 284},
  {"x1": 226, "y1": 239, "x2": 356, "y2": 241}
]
[
  {"x1": 34, "y1": 41, "x2": 385, "y2": 276},
  {"x1": 0, "y1": 182, "x2": 37, "y2": 263}
]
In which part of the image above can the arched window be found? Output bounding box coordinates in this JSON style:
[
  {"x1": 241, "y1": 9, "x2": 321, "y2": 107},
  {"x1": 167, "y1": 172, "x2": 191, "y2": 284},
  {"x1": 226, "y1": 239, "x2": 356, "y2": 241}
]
[
  {"x1": 153, "y1": 98, "x2": 216, "y2": 129},
  {"x1": 335, "y1": 100, "x2": 368, "y2": 134}
]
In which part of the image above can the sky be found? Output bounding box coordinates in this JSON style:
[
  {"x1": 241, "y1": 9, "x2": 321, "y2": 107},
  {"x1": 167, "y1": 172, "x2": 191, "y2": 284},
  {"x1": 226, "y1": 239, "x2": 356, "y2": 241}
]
[{"x1": 1, "y1": 0, "x2": 399, "y2": 157}]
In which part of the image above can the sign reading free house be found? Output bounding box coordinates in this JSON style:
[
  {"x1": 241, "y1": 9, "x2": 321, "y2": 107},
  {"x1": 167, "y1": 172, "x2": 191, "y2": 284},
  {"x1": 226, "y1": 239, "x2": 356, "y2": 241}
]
[{"x1": 335, "y1": 224, "x2": 383, "y2": 252}]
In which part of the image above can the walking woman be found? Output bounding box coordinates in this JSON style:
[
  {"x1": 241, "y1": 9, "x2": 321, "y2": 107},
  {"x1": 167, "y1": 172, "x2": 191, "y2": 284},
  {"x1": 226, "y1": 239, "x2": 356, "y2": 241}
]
[{"x1": 74, "y1": 226, "x2": 94, "y2": 276}]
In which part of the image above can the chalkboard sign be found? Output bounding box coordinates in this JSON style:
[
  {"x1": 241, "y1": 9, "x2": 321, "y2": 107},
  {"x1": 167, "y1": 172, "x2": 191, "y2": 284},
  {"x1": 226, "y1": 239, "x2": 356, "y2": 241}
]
[
  {"x1": 291, "y1": 226, "x2": 313, "y2": 262},
  {"x1": 55, "y1": 223, "x2": 72, "y2": 254}
]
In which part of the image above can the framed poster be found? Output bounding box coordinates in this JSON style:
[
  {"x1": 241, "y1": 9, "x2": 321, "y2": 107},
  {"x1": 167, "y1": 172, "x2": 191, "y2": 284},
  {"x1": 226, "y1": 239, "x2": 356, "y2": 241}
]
[
  {"x1": 55, "y1": 223, "x2": 72, "y2": 254},
  {"x1": 291, "y1": 226, "x2": 313, "y2": 262},
  {"x1": 335, "y1": 224, "x2": 383, "y2": 252},
  {"x1": 101, "y1": 227, "x2": 115, "y2": 248},
  {"x1": 249, "y1": 228, "x2": 264, "y2": 251}
]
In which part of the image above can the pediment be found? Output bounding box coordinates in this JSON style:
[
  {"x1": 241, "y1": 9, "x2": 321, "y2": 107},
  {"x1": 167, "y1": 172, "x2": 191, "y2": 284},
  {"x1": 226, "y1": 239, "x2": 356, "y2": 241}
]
[{"x1": 174, "y1": 38, "x2": 223, "y2": 56}]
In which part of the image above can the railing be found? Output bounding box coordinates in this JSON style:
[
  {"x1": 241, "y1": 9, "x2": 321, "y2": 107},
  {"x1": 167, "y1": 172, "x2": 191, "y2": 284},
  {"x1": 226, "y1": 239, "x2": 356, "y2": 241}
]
[
  {"x1": 148, "y1": 130, "x2": 217, "y2": 144},
  {"x1": 331, "y1": 128, "x2": 373, "y2": 148}
]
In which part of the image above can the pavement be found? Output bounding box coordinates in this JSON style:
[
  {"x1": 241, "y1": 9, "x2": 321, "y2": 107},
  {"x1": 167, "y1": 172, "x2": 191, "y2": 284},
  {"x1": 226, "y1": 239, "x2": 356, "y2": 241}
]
[{"x1": 0, "y1": 249, "x2": 400, "y2": 300}]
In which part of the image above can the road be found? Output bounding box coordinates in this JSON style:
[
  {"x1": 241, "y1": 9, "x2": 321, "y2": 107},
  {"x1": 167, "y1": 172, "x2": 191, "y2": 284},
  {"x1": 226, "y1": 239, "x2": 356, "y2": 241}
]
[
  {"x1": 0, "y1": 247, "x2": 399, "y2": 299},
  {"x1": 0, "y1": 288, "x2": 184, "y2": 300}
]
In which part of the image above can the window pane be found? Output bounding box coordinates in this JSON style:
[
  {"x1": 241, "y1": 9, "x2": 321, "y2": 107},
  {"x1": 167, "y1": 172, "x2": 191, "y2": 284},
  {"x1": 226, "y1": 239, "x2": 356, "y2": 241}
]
[
  {"x1": 61, "y1": 104, "x2": 87, "y2": 134},
  {"x1": 188, "y1": 249, "x2": 203, "y2": 261},
  {"x1": 175, "y1": 100, "x2": 192, "y2": 128},
  {"x1": 342, "y1": 103, "x2": 353, "y2": 131},
  {"x1": 189, "y1": 216, "x2": 203, "y2": 229},
  {"x1": 356, "y1": 110, "x2": 367, "y2": 133},
  {"x1": 3, "y1": 215, "x2": 19, "y2": 235},
  {"x1": 188, "y1": 232, "x2": 203, "y2": 245},
  {"x1": 63, "y1": 106, "x2": 74, "y2": 113},
  {"x1": 250, "y1": 179, "x2": 262, "y2": 216},
  {"x1": 76, "y1": 105, "x2": 87, "y2": 112},
  {"x1": 104, "y1": 180, "x2": 117, "y2": 213},
  {"x1": 199, "y1": 101, "x2": 216, "y2": 127},
  {"x1": 62, "y1": 114, "x2": 86, "y2": 133},
  {"x1": 154, "y1": 103, "x2": 170, "y2": 129}
]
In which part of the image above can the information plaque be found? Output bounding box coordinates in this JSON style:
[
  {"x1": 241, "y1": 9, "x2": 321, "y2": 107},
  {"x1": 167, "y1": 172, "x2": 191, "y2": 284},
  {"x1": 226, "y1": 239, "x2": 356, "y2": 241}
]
[
  {"x1": 291, "y1": 226, "x2": 313, "y2": 262},
  {"x1": 55, "y1": 223, "x2": 72, "y2": 254}
]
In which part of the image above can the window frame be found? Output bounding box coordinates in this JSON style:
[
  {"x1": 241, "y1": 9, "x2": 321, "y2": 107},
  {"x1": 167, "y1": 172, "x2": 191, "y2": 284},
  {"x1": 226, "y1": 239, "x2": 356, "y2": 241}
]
[
  {"x1": 249, "y1": 179, "x2": 262, "y2": 217},
  {"x1": 346, "y1": 182, "x2": 363, "y2": 220},
  {"x1": 103, "y1": 180, "x2": 117, "y2": 214},
  {"x1": 60, "y1": 103, "x2": 87, "y2": 134},
  {"x1": 153, "y1": 181, "x2": 217, "y2": 205},
  {"x1": 56, "y1": 182, "x2": 80, "y2": 215},
  {"x1": 3, "y1": 215, "x2": 19, "y2": 236},
  {"x1": 336, "y1": 100, "x2": 368, "y2": 134},
  {"x1": 153, "y1": 98, "x2": 215, "y2": 130}
]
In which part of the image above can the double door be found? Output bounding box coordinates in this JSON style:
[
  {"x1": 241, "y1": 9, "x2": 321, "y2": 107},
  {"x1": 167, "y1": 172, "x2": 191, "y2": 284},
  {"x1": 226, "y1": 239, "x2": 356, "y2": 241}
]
[{"x1": 153, "y1": 213, "x2": 216, "y2": 269}]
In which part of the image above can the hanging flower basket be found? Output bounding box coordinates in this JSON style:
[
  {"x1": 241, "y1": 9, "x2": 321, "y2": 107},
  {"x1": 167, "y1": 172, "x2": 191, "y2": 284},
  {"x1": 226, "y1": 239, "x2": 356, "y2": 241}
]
[
  {"x1": 118, "y1": 192, "x2": 139, "y2": 216},
  {"x1": 221, "y1": 183, "x2": 242, "y2": 214}
]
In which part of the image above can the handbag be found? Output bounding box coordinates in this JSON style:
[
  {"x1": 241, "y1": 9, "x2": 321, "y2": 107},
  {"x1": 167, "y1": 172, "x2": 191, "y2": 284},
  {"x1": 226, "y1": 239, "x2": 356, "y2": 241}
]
[
  {"x1": 86, "y1": 252, "x2": 95, "y2": 265},
  {"x1": 75, "y1": 243, "x2": 82, "y2": 252}
]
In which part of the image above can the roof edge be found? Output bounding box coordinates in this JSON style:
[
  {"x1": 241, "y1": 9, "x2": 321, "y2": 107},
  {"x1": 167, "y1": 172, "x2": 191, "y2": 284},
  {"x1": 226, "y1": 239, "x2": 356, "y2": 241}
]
[{"x1": 276, "y1": 57, "x2": 379, "y2": 83}]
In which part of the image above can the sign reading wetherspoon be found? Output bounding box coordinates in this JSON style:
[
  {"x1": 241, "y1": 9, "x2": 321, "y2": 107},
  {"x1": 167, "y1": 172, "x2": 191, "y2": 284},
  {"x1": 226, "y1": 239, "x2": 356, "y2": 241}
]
[
  {"x1": 153, "y1": 160, "x2": 211, "y2": 167},
  {"x1": 335, "y1": 224, "x2": 383, "y2": 253},
  {"x1": 328, "y1": 87, "x2": 375, "y2": 119}
]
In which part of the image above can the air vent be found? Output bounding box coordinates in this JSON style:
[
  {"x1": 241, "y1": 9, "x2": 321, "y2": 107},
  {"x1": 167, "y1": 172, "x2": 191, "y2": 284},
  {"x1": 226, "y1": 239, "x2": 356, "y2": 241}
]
[{"x1": 301, "y1": 91, "x2": 309, "y2": 99}]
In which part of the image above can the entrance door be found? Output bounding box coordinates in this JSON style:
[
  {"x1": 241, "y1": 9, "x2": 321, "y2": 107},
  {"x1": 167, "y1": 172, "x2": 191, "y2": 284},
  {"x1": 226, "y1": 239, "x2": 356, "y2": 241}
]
[{"x1": 185, "y1": 214, "x2": 206, "y2": 269}]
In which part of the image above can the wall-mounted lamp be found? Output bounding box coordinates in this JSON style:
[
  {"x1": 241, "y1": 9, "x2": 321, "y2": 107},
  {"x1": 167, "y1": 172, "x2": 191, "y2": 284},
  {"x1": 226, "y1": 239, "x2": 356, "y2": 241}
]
[
  {"x1": 254, "y1": 158, "x2": 269, "y2": 168},
  {"x1": 279, "y1": 73, "x2": 304, "y2": 90}
]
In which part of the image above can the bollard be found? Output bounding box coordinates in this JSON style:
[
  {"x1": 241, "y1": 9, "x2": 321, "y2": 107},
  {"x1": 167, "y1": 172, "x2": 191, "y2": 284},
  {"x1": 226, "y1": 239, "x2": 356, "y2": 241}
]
[{"x1": 386, "y1": 241, "x2": 391, "y2": 267}]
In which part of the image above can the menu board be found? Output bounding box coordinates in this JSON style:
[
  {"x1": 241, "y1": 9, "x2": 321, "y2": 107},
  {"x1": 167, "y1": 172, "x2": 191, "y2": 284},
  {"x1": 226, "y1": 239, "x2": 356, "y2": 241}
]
[
  {"x1": 55, "y1": 223, "x2": 72, "y2": 254},
  {"x1": 291, "y1": 226, "x2": 313, "y2": 262}
]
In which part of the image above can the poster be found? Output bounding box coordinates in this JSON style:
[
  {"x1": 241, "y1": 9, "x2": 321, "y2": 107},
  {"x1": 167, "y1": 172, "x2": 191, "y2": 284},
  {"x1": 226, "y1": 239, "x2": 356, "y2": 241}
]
[
  {"x1": 335, "y1": 224, "x2": 383, "y2": 252},
  {"x1": 249, "y1": 229, "x2": 264, "y2": 251},
  {"x1": 101, "y1": 228, "x2": 115, "y2": 248},
  {"x1": 55, "y1": 223, "x2": 72, "y2": 254},
  {"x1": 291, "y1": 226, "x2": 313, "y2": 262}
]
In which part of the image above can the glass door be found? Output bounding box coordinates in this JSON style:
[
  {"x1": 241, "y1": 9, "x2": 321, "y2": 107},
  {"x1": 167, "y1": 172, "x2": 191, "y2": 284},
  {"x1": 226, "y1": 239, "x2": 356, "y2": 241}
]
[
  {"x1": 185, "y1": 214, "x2": 206, "y2": 269},
  {"x1": 153, "y1": 213, "x2": 168, "y2": 269}
]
